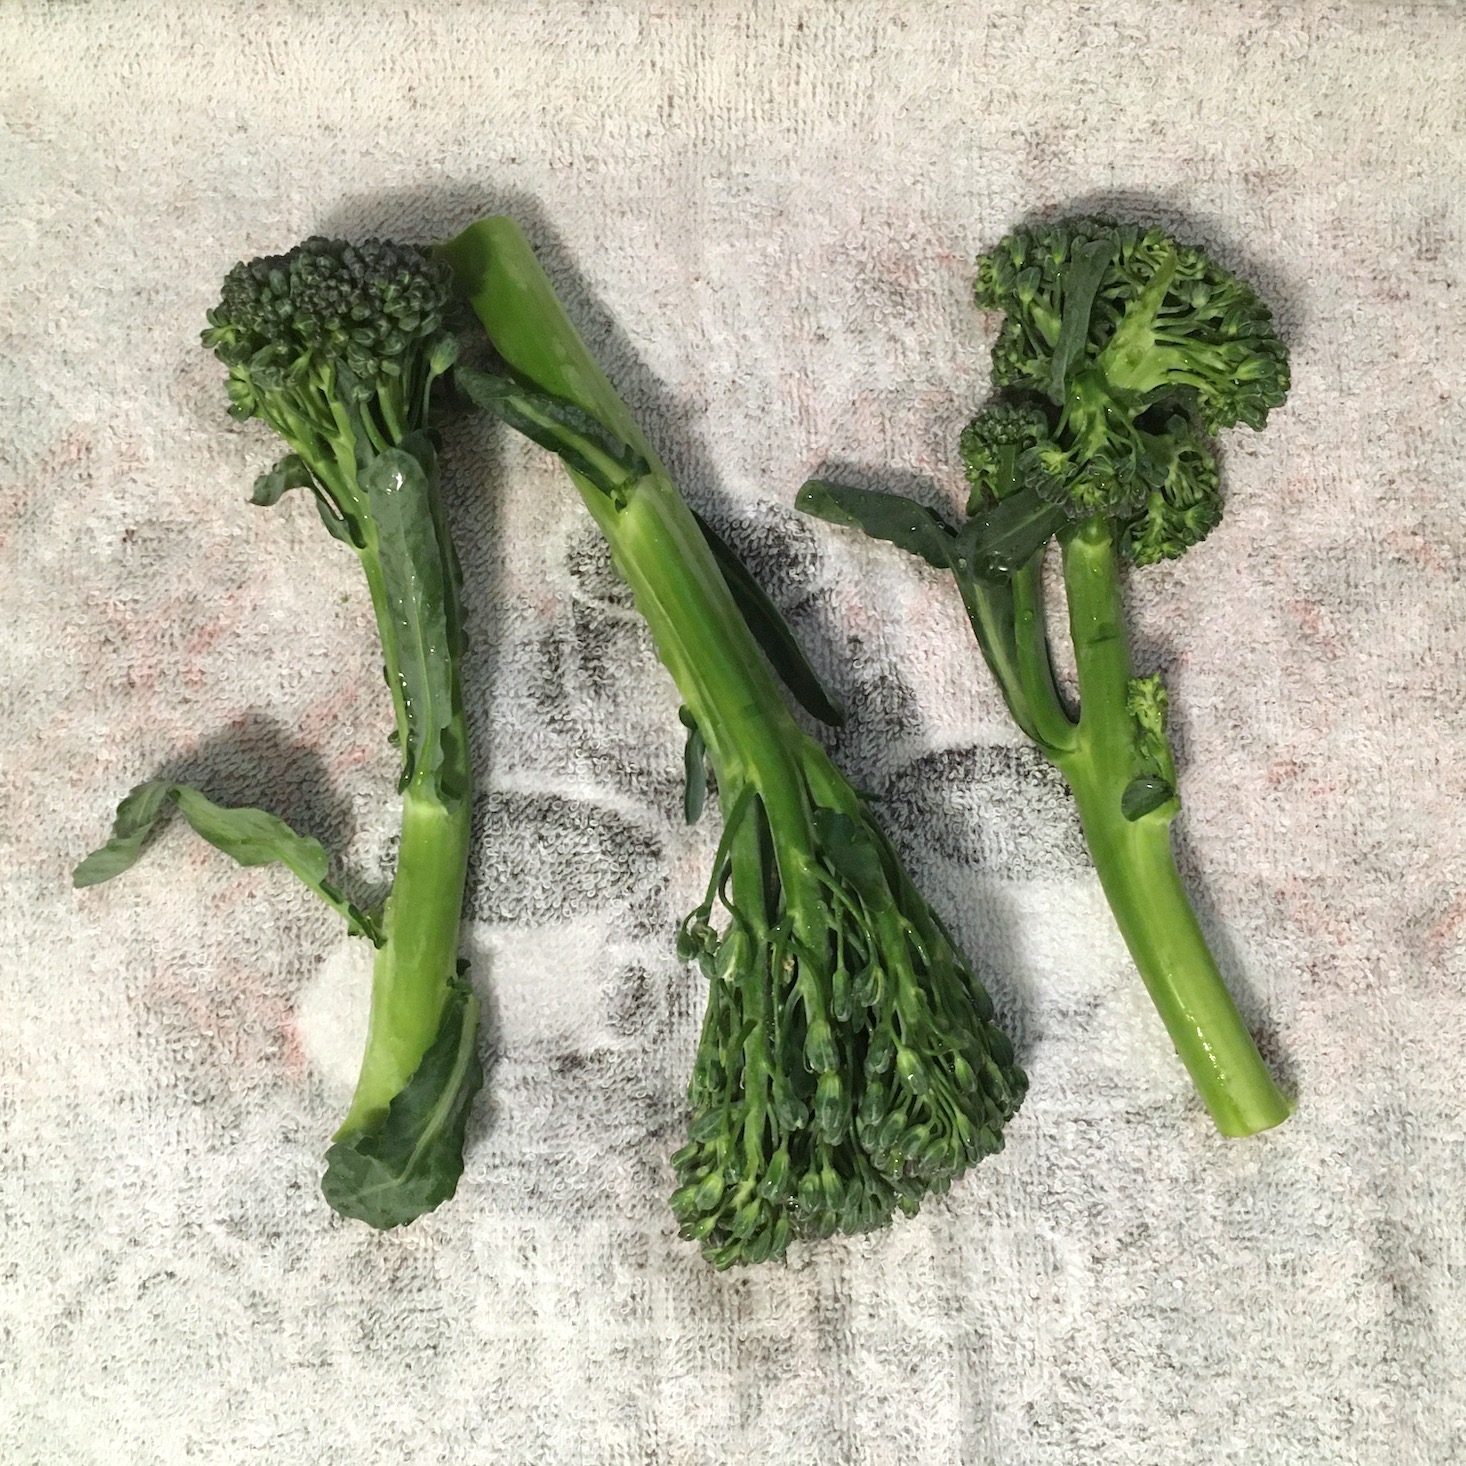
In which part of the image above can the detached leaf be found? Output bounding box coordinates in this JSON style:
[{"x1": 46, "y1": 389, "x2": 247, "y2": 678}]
[
  {"x1": 796, "y1": 481, "x2": 955, "y2": 570},
  {"x1": 456, "y1": 366, "x2": 649, "y2": 506},
  {"x1": 251, "y1": 453, "x2": 314, "y2": 506},
  {"x1": 694, "y1": 512, "x2": 845, "y2": 727},
  {"x1": 73, "y1": 780, "x2": 380, "y2": 943},
  {"x1": 320, "y1": 976, "x2": 483, "y2": 1229},
  {"x1": 680, "y1": 707, "x2": 709, "y2": 825},
  {"x1": 362, "y1": 438, "x2": 455, "y2": 794}
]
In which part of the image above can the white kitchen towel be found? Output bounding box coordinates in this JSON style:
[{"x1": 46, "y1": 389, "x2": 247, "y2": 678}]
[{"x1": 3, "y1": 2, "x2": 1464, "y2": 1462}]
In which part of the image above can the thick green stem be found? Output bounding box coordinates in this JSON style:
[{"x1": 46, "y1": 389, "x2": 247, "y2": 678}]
[
  {"x1": 445, "y1": 219, "x2": 883, "y2": 1134},
  {"x1": 336, "y1": 726, "x2": 472, "y2": 1138},
  {"x1": 333, "y1": 445, "x2": 472, "y2": 1141},
  {"x1": 442, "y1": 218, "x2": 819, "y2": 840},
  {"x1": 449, "y1": 222, "x2": 1030, "y2": 1265},
  {"x1": 1055, "y1": 517, "x2": 1290, "y2": 1135},
  {"x1": 953, "y1": 572, "x2": 1033, "y2": 739}
]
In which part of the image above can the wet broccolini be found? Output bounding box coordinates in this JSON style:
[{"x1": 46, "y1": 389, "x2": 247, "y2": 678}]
[
  {"x1": 442, "y1": 217, "x2": 1026, "y2": 1267},
  {"x1": 801, "y1": 217, "x2": 1292, "y2": 1136},
  {"x1": 76, "y1": 238, "x2": 482, "y2": 1227}
]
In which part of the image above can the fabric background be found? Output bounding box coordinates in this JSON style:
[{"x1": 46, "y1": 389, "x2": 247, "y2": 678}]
[{"x1": 3, "y1": 2, "x2": 1464, "y2": 1462}]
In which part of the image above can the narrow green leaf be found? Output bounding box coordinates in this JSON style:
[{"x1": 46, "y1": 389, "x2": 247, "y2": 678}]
[
  {"x1": 1049, "y1": 237, "x2": 1115, "y2": 403},
  {"x1": 680, "y1": 706, "x2": 708, "y2": 825},
  {"x1": 170, "y1": 788, "x2": 381, "y2": 942},
  {"x1": 796, "y1": 481, "x2": 955, "y2": 570},
  {"x1": 320, "y1": 976, "x2": 483, "y2": 1229},
  {"x1": 249, "y1": 453, "x2": 358, "y2": 546},
  {"x1": 456, "y1": 366, "x2": 648, "y2": 505},
  {"x1": 693, "y1": 512, "x2": 845, "y2": 727},
  {"x1": 251, "y1": 453, "x2": 313, "y2": 506},
  {"x1": 73, "y1": 781, "x2": 380, "y2": 943},
  {"x1": 169, "y1": 785, "x2": 332, "y2": 880},
  {"x1": 362, "y1": 439, "x2": 455, "y2": 794}
]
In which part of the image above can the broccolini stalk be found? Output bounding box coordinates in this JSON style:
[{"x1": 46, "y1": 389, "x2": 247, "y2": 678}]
[
  {"x1": 76, "y1": 238, "x2": 482, "y2": 1227},
  {"x1": 799, "y1": 217, "x2": 1292, "y2": 1136},
  {"x1": 441, "y1": 218, "x2": 1025, "y2": 1268}
]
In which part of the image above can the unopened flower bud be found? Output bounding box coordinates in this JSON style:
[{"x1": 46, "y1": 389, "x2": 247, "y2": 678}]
[
  {"x1": 804, "y1": 1019, "x2": 838, "y2": 1074},
  {"x1": 896, "y1": 1046, "x2": 931, "y2": 1096},
  {"x1": 758, "y1": 1147, "x2": 792, "y2": 1202}
]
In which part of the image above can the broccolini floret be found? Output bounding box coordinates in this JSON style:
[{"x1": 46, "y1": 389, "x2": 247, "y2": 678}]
[
  {"x1": 77, "y1": 237, "x2": 482, "y2": 1228},
  {"x1": 977, "y1": 216, "x2": 1289, "y2": 431},
  {"x1": 801, "y1": 216, "x2": 1293, "y2": 1136},
  {"x1": 443, "y1": 217, "x2": 1026, "y2": 1268}
]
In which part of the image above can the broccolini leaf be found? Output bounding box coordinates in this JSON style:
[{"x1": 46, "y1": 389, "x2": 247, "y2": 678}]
[
  {"x1": 70, "y1": 779, "x2": 174, "y2": 886},
  {"x1": 250, "y1": 453, "x2": 314, "y2": 506},
  {"x1": 1121, "y1": 775, "x2": 1175, "y2": 821},
  {"x1": 251, "y1": 454, "x2": 358, "y2": 547},
  {"x1": 1049, "y1": 237, "x2": 1116, "y2": 402},
  {"x1": 811, "y1": 808, "x2": 893, "y2": 912},
  {"x1": 694, "y1": 511, "x2": 845, "y2": 727},
  {"x1": 795, "y1": 481, "x2": 955, "y2": 570},
  {"x1": 955, "y1": 484, "x2": 1070, "y2": 579},
  {"x1": 73, "y1": 780, "x2": 380, "y2": 943},
  {"x1": 456, "y1": 366, "x2": 649, "y2": 505},
  {"x1": 362, "y1": 438, "x2": 456, "y2": 795},
  {"x1": 313, "y1": 495, "x2": 358, "y2": 546},
  {"x1": 320, "y1": 975, "x2": 483, "y2": 1229},
  {"x1": 680, "y1": 706, "x2": 709, "y2": 825}
]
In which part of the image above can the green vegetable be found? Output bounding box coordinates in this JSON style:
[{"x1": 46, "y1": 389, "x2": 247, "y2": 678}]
[
  {"x1": 73, "y1": 781, "x2": 382, "y2": 943},
  {"x1": 76, "y1": 238, "x2": 481, "y2": 1225},
  {"x1": 799, "y1": 217, "x2": 1292, "y2": 1137},
  {"x1": 442, "y1": 217, "x2": 1025, "y2": 1268}
]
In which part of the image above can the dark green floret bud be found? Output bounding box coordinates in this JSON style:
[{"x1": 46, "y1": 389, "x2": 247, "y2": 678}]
[
  {"x1": 758, "y1": 1146, "x2": 793, "y2": 1201},
  {"x1": 895, "y1": 1046, "x2": 931, "y2": 1096},
  {"x1": 693, "y1": 1171, "x2": 725, "y2": 1211},
  {"x1": 1121, "y1": 415, "x2": 1223, "y2": 564},
  {"x1": 959, "y1": 402, "x2": 1054, "y2": 512},
  {"x1": 205, "y1": 237, "x2": 453, "y2": 381},
  {"x1": 970, "y1": 215, "x2": 1287, "y2": 561},
  {"x1": 202, "y1": 236, "x2": 460, "y2": 535},
  {"x1": 814, "y1": 1071, "x2": 847, "y2": 1141},
  {"x1": 974, "y1": 215, "x2": 1288, "y2": 436},
  {"x1": 864, "y1": 1023, "x2": 896, "y2": 1076}
]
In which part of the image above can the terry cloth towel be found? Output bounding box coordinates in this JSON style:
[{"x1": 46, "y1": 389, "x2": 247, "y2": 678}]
[{"x1": 2, "y1": 2, "x2": 1464, "y2": 1462}]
